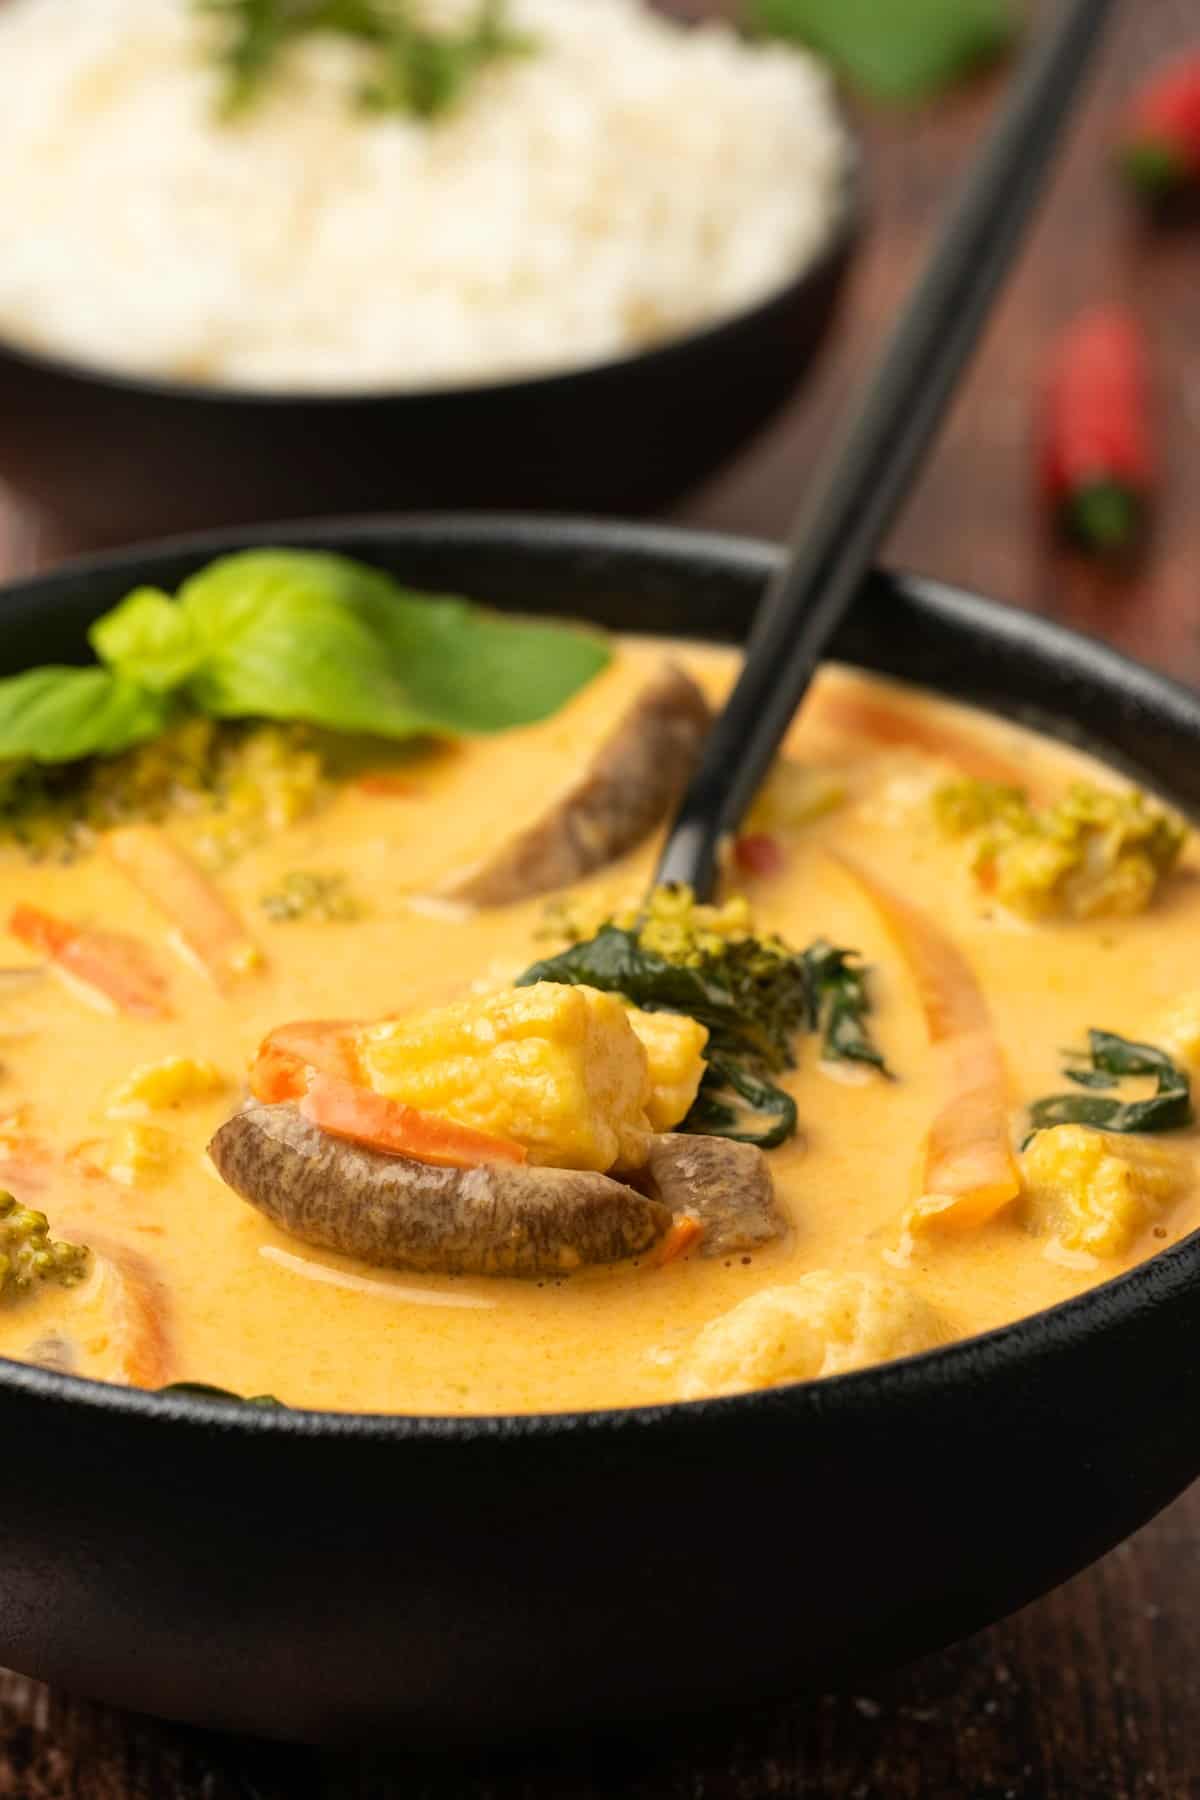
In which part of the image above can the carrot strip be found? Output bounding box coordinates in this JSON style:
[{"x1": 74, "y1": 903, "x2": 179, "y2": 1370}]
[
  {"x1": 86, "y1": 1235, "x2": 174, "y2": 1390},
  {"x1": 8, "y1": 903, "x2": 170, "y2": 1020},
  {"x1": 356, "y1": 773, "x2": 418, "y2": 797},
  {"x1": 656, "y1": 1215, "x2": 704, "y2": 1267},
  {"x1": 301, "y1": 1072, "x2": 526, "y2": 1170},
  {"x1": 805, "y1": 678, "x2": 1037, "y2": 790},
  {"x1": 104, "y1": 827, "x2": 261, "y2": 986},
  {"x1": 249, "y1": 1020, "x2": 362, "y2": 1104},
  {"x1": 834, "y1": 854, "x2": 1020, "y2": 1234}
]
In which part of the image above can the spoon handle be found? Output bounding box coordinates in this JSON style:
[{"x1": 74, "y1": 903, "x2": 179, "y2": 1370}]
[{"x1": 656, "y1": 0, "x2": 1118, "y2": 899}]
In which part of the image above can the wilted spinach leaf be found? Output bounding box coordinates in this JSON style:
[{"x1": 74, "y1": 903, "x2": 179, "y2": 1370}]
[{"x1": 1027, "y1": 1030, "x2": 1193, "y2": 1139}]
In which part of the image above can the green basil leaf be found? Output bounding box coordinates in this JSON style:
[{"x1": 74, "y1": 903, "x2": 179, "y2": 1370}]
[
  {"x1": 0, "y1": 667, "x2": 171, "y2": 763},
  {"x1": 89, "y1": 588, "x2": 204, "y2": 694},
  {"x1": 750, "y1": 0, "x2": 1018, "y2": 103},
  {"x1": 178, "y1": 550, "x2": 610, "y2": 739},
  {"x1": 180, "y1": 551, "x2": 436, "y2": 736},
  {"x1": 354, "y1": 588, "x2": 613, "y2": 733}
]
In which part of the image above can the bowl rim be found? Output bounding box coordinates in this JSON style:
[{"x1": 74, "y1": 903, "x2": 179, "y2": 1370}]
[
  {"x1": 0, "y1": 145, "x2": 861, "y2": 409},
  {"x1": 3, "y1": 510, "x2": 1199, "y2": 1444}
]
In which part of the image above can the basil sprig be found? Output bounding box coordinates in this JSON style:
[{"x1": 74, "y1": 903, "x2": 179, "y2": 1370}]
[
  {"x1": 1027, "y1": 1030, "x2": 1194, "y2": 1140},
  {"x1": 0, "y1": 550, "x2": 610, "y2": 767}
]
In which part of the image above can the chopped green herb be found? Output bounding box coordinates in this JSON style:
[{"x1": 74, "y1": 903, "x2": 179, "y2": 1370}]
[
  {"x1": 1027, "y1": 1030, "x2": 1194, "y2": 1141},
  {"x1": 200, "y1": 0, "x2": 534, "y2": 120}
]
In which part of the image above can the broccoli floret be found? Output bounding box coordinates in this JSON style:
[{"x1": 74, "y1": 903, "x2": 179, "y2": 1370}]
[
  {"x1": 933, "y1": 778, "x2": 1185, "y2": 919},
  {"x1": 0, "y1": 718, "x2": 330, "y2": 865},
  {"x1": 0, "y1": 1192, "x2": 89, "y2": 1302},
  {"x1": 259, "y1": 870, "x2": 363, "y2": 923}
]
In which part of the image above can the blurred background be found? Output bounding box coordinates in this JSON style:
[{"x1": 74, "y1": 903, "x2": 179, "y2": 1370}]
[{"x1": 1, "y1": 0, "x2": 1196, "y2": 687}]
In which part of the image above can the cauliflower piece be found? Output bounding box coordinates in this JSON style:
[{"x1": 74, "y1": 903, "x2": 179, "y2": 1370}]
[
  {"x1": 1154, "y1": 995, "x2": 1200, "y2": 1080},
  {"x1": 933, "y1": 779, "x2": 1185, "y2": 920},
  {"x1": 84, "y1": 1124, "x2": 174, "y2": 1188},
  {"x1": 678, "y1": 1271, "x2": 946, "y2": 1399},
  {"x1": 624, "y1": 1007, "x2": 708, "y2": 1131},
  {"x1": 107, "y1": 1055, "x2": 228, "y2": 1117},
  {"x1": 1020, "y1": 1124, "x2": 1192, "y2": 1258},
  {"x1": 355, "y1": 982, "x2": 653, "y2": 1172}
]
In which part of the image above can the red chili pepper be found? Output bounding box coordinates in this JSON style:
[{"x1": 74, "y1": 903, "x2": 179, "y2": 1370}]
[
  {"x1": 1040, "y1": 307, "x2": 1153, "y2": 554},
  {"x1": 1119, "y1": 53, "x2": 1200, "y2": 199},
  {"x1": 733, "y1": 833, "x2": 786, "y2": 877}
]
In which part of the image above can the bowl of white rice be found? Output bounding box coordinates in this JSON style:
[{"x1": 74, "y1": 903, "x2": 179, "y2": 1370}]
[{"x1": 0, "y1": 0, "x2": 857, "y2": 539}]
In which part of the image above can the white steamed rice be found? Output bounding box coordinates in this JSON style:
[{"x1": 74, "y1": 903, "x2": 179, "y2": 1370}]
[{"x1": 0, "y1": 0, "x2": 848, "y2": 390}]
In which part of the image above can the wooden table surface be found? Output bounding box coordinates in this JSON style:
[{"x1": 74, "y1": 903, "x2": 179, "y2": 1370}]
[{"x1": 3, "y1": 1, "x2": 1200, "y2": 1793}]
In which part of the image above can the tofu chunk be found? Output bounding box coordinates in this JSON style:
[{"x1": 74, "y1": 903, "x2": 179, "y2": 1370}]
[{"x1": 355, "y1": 982, "x2": 653, "y2": 1173}]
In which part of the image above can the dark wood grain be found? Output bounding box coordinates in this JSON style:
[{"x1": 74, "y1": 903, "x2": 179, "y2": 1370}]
[{"x1": 3, "y1": 0, "x2": 1200, "y2": 1793}]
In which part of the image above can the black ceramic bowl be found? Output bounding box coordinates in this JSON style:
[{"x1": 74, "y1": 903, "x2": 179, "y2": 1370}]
[
  {"x1": 0, "y1": 181, "x2": 856, "y2": 547},
  {"x1": 4, "y1": 516, "x2": 1200, "y2": 1747}
]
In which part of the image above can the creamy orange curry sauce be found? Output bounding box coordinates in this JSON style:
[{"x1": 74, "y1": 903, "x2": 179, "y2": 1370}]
[{"x1": 1, "y1": 637, "x2": 1197, "y2": 1414}]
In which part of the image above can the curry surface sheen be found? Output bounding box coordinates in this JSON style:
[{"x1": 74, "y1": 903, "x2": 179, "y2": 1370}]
[{"x1": 1, "y1": 643, "x2": 1197, "y2": 1414}]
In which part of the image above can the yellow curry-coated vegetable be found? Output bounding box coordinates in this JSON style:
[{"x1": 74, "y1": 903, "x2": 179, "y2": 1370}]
[
  {"x1": 83, "y1": 1122, "x2": 175, "y2": 1188},
  {"x1": 934, "y1": 779, "x2": 1185, "y2": 920},
  {"x1": 1154, "y1": 994, "x2": 1200, "y2": 1080},
  {"x1": 1020, "y1": 1125, "x2": 1192, "y2": 1258},
  {"x1": 355, "y1": 982, "x2": 653, "y2": 1172},
  {"x1": 107, "y1": 1055, "x2": 228, "y2": 1116},
  {"x1": 678, "y1": 1271, "x2": 947, "y2": 1398},
  {"x1": 624, "y1": 1008, "x2": 709, "y2": 1131}
]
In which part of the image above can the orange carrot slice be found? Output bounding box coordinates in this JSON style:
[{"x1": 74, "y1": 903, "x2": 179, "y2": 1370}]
[
  {"x1": 834, "y1": 854, "x2": 1020, "y2": 1234},
  {"x1": 8, "y1": 903, "x2": 170, "y2": 1020},
  {"x1": 249, "y1": 1020, "x2": 362, "y2": 1105},
  {"x1": 47, "y1": 1231, "x2": 175, "y2": 1390},
  {"x1": 656, "y1": 1215, "x2": 704, "y2": 1267},
  {"x1": 806, "y1": 679, "x2": 1036, "y2": 789},
  {"x1": 300, "y1": 1072, "x2": 526, "y2": 1170},
  {"x1": 104, "y1": 827, "x2": 260, "y2": 986}
]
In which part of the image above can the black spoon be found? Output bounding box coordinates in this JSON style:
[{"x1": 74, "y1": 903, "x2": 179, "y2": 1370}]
[{"x1": 656, "y1": 0, "x2": 1117, "y2": 900}]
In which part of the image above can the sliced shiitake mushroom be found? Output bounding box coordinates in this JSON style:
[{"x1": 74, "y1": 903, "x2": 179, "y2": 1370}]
[
  {"x1": 635, "y1": 1134, "x2": 789, "y2": 1258},
  {"x1": 209, "y1": 1103, "x2": 672, "y2": 1278},
  {"x1": 443, "y1": 662, "x2": 711, "y2": 905}
]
